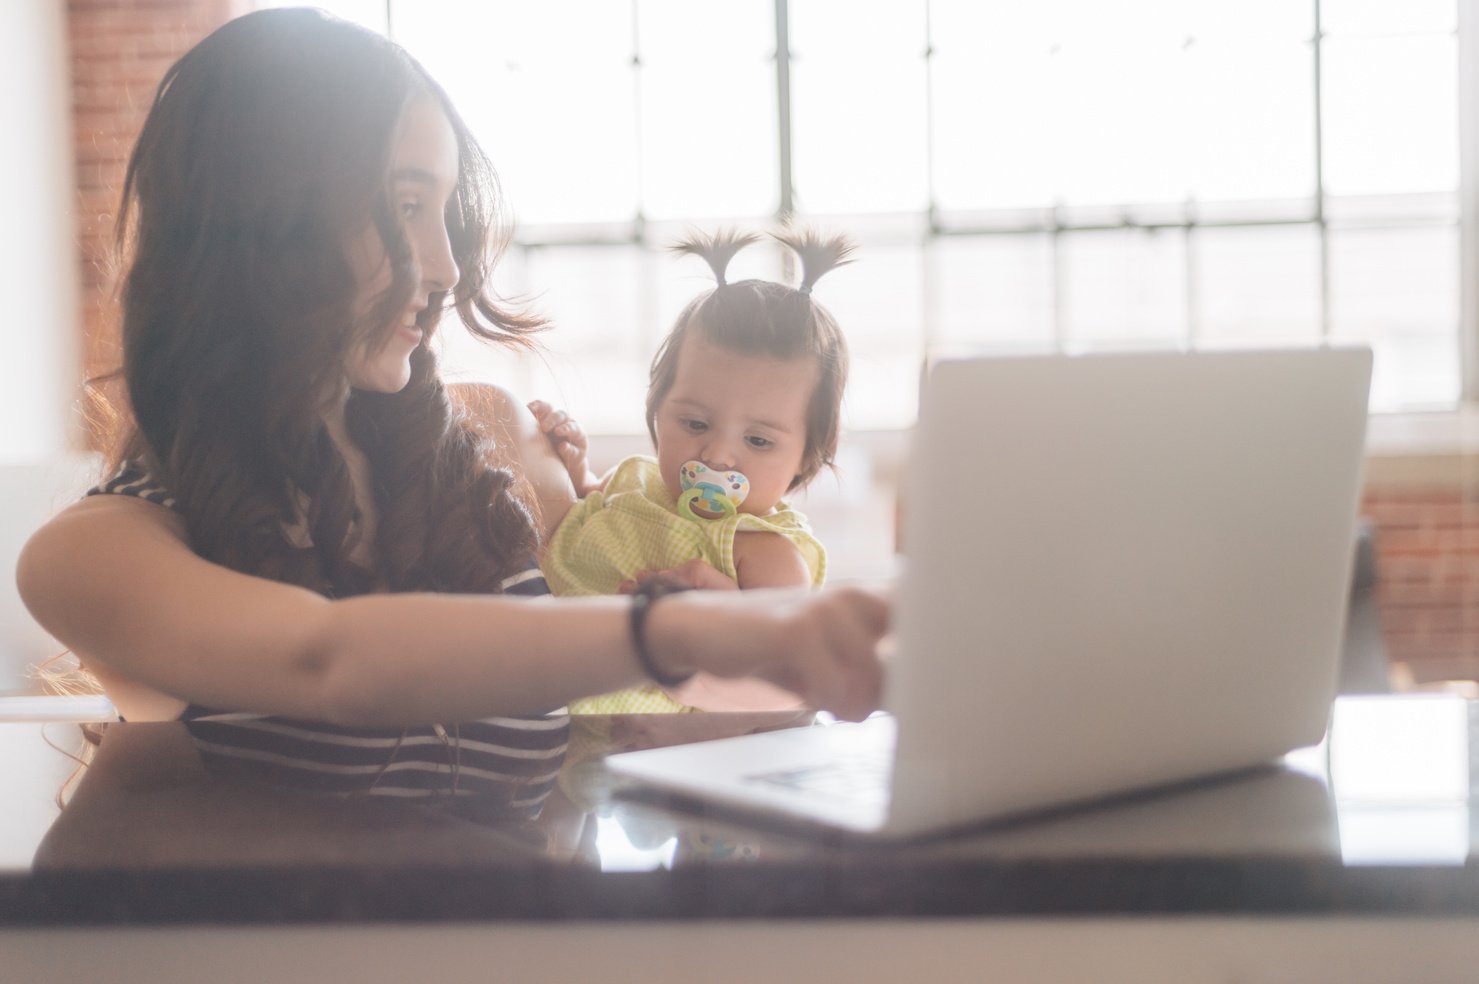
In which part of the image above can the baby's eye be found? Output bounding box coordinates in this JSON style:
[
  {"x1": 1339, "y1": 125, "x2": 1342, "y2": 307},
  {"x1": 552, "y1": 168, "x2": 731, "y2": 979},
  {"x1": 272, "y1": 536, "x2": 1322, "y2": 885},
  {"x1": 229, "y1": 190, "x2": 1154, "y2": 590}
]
[
  {"x1": 745, "y1": 435, "x2": 774, "y2": 450},
  {"x1": 680, "y1": 418, "x2": 707, "y2": 434},
  {"x1": 399, "y1": 200, "x2": 421, "y2": 219}
]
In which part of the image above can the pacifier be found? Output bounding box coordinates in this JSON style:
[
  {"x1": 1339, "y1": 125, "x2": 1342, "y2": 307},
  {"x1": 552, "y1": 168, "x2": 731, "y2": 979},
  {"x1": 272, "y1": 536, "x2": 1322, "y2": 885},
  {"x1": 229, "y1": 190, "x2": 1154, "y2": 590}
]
[{"x1": 677, "y1": 460, "x2": 750, "y2": 522}]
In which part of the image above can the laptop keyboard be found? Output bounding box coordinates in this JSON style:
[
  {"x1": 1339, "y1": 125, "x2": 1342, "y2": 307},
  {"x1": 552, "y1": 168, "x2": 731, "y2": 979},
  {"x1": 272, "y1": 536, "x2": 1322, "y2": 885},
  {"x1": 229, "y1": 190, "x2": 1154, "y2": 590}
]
[{"x1": 743, "y1": 748, "x2": 892, "y2": 806}]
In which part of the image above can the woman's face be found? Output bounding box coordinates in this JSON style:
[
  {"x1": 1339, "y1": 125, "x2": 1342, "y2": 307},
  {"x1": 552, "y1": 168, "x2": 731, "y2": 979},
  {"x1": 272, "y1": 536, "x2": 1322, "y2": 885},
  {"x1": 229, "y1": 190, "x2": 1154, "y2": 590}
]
[{"x1": 343, "y1": 99, "x2": 462, "y2": 394}]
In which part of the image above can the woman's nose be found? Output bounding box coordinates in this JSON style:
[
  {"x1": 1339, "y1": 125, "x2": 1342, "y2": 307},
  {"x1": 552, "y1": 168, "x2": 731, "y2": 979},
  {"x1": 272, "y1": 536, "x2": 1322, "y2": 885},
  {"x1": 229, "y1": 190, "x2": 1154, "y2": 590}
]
[{"x1": 418, "y1": 221, "x2": 461, "y2": 295}]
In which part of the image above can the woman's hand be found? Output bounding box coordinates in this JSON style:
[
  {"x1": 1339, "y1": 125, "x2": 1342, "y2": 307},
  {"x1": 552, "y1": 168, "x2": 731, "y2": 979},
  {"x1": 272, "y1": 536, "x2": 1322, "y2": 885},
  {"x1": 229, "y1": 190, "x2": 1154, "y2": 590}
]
[
  {"x1": 642, "y1": 585, "x2": 890, "y2": 722},
  {"x1": 527, "y1": 400, "x2": 599, "y2": 497}
]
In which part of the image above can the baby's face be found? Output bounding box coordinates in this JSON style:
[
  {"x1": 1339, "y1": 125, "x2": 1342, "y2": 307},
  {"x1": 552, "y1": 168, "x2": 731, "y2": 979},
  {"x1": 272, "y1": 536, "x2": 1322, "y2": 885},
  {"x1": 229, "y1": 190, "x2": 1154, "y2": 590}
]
[{"x1": 653, "y1": 334, "x2": 818, "y2": 516}]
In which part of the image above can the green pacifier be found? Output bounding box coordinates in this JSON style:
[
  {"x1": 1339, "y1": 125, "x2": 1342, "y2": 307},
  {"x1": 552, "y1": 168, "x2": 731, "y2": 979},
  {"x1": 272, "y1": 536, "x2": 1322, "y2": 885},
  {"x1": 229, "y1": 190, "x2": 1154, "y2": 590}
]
[{"x1": 677, "y1": 460, "x2": 750, "y2": 522}]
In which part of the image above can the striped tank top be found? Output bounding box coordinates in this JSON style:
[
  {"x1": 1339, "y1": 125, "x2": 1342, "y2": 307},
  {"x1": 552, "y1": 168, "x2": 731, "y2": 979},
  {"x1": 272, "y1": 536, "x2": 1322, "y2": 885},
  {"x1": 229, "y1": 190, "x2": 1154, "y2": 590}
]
[{"x1": 87, "y1": 461, "x2": 570, "y2": 820}]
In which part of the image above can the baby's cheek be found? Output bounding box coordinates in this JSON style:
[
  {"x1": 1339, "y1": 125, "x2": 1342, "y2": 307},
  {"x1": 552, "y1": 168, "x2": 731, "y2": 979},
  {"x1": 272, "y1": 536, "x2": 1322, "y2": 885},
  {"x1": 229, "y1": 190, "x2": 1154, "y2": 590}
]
[
  {"x1": 657, "y1": 464, "x2": 684, "y2": 502},
  {"x1": 653, "y1": 446, "x2": 682, "y2": 500},
  {"x1": 738, "y1": 495, "x2": 779, "y2": 517}
]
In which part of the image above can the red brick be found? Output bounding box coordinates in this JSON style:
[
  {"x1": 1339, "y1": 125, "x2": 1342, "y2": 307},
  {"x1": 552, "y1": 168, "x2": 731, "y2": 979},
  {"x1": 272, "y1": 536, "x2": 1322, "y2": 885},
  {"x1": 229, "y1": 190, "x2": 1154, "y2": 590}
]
[
  {"x1": 68, "y1": 0, "x2": 233, "y2": 376},
  {"x1": 1422, "y1": 501, "x2": 1479, "y2": 530},
  {"x1": 1374, "y1": 556, "x2": 1436, "y2": 579},
  {"x1": 1400, "y1": 631, "x2": 1479, "y2": 657},
  {"x1": 1363, "y1": 486, "x2": 1463, "y2": 505},
  {"x1": 1362, "y1": 511, "x2": 1425, "y2": 533},
  {"x1": 1379, "y1": 580, "x2": 1471, "y2": 607},
  {"x1": 1376, "y1": 528, "x2": 1445, "y2": 556}
]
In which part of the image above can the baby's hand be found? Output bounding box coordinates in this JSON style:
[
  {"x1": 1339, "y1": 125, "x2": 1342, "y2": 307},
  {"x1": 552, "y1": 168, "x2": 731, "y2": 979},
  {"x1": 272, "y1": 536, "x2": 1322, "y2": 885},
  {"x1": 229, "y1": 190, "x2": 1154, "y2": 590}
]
[
  {"x1": 619, "y1": 560, "x2": 740, "y2": 594},
  {"x1": 527, "y1": 400, "x2": 599, "y2": 497}
]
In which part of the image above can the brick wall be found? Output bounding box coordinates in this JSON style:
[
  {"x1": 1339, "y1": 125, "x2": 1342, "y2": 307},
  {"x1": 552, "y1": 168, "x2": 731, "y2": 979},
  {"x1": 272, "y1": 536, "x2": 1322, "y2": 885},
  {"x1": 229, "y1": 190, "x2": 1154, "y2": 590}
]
[
  {"x1": 69, "y1": 0, "x2": 238, "y2": 388},
  {"x1": 1362, "y1": 486, "x2": 1479, "y2": 685}
]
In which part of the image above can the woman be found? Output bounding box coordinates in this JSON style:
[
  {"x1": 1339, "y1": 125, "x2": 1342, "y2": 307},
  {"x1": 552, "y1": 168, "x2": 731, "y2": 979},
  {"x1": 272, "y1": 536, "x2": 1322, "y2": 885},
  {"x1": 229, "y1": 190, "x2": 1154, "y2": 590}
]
[{"x1": 18, "y1": 9, "x2": 885, "y2": 811}]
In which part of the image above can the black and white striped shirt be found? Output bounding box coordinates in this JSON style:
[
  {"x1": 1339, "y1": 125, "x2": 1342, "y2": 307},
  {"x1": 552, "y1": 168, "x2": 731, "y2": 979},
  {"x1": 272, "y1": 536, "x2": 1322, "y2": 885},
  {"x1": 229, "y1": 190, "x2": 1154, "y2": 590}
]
[{"x1": 87, "y1": 462, "x2": 570, "y2": 819}]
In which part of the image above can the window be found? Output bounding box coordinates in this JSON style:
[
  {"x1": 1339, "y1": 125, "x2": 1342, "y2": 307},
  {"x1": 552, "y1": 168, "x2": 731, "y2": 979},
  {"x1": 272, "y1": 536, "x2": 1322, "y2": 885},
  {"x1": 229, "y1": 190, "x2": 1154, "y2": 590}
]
[{"x1": 272, "y1": 0, "x2": 1464, "y2": 428}]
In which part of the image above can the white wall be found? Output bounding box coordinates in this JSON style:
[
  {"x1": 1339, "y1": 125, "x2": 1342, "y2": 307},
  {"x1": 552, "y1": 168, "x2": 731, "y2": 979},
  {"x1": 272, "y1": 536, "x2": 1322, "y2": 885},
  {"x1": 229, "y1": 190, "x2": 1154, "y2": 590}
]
[
  {"x1": 0, "y1": 1, "x2": 86, "y2": 691},
  {"x1": 0, "y1": 0, "x2": 80, "y2": 463}
]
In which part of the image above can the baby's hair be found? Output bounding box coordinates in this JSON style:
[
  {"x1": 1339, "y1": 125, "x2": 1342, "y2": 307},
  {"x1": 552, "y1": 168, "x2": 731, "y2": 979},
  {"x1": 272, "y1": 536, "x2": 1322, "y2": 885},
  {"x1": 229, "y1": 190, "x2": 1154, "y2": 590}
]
[
  {"x1": 669, "y1": 229, "x2": 761, "y2": 286},
  {"x1": 774, "y1": 226, "x2": 856, "y2": 294},
  {"x1": 647, "y1": 227, "x2": 854, "y2": 490}
]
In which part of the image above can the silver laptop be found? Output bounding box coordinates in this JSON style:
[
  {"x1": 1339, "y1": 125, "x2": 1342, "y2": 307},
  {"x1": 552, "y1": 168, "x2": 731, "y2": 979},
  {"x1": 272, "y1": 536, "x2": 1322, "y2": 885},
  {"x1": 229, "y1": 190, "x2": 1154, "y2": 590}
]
[{"x1": 606, "y1": 348, "x2": 1373, "y2": 838}]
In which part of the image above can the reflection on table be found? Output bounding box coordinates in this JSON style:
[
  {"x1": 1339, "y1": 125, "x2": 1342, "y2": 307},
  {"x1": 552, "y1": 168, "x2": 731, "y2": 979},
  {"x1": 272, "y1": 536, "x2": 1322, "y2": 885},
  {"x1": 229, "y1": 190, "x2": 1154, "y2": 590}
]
[{"x1": 2, "y1": 696, "x2": 1478, "y2": 924}]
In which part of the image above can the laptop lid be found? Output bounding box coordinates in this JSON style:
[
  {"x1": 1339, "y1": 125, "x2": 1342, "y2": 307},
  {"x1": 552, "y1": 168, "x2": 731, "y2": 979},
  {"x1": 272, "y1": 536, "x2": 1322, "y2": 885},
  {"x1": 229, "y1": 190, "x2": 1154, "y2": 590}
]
[
  {"x1": 881, "y1": 347, "x2": 1372, "y2": 834},
  {"x1": 606, "y1": 348, "x2": 1372, "y2": 838}
]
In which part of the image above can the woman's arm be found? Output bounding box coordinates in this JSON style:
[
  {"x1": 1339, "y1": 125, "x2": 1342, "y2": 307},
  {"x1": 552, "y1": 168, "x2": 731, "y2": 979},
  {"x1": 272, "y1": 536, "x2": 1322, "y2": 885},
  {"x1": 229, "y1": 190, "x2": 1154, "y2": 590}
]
[
  {"x1": 656, "y1": 535, "x2": 812, "y2": 711},
  {"x1": 17, "y1": 496, "x2": 885, "y2": 726}
]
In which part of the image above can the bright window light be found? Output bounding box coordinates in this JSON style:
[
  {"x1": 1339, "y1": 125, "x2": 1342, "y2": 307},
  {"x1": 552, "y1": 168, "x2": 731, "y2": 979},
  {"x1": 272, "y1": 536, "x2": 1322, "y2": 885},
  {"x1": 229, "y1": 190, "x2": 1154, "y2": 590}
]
[{"x1": 256, "y1": 0, "x2": 1466, "y2": 429}]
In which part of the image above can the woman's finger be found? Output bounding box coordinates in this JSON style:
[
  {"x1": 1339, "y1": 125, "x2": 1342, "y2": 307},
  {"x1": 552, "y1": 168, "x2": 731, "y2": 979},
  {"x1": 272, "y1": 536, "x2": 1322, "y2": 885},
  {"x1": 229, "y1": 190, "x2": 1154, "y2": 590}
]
[
  {"x1": 823, "y1": 602, "x2": 885, "y2": 720},
  {"x1": 788, "y1": 591, "x2": 886, "y2": 720}
]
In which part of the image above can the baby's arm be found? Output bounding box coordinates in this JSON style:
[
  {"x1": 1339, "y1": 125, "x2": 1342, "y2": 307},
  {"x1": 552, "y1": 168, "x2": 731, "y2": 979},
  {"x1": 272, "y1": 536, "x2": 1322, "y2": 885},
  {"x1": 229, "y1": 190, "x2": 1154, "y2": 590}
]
[
  {"x1": 628, "y1": 536, "x2": 808, "y2": 592},
  {"x1": 527, "y1": 400, "x2": 603, "y2": 497},
  {"x1": 667, "y1": 537, "x2": 809, "y2": 711},
  {"x1": 732, "y1": 531, "x2": 812, "y2": 589},
  {"x1": 638, "y1": 538, "x2": 811, "y2": 710}
]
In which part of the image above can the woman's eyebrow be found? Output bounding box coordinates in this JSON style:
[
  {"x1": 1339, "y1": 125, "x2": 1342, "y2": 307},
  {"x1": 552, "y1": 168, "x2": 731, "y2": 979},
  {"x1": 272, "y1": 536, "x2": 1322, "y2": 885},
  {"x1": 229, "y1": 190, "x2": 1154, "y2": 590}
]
[{"x1": 391, "y1": 167, "x2": 447, "y2": 187}]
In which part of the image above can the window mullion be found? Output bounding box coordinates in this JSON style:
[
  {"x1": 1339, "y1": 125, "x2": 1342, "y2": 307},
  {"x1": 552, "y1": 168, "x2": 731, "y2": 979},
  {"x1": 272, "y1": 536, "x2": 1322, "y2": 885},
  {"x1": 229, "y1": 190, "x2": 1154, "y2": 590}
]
[
  {"x1": 775, "y1": 0, "x2": 795, "y2": 225},
  {"x1": 1458, "y1": 0, "x2": 1479, "y2": 400},
  {"x1": 1315, "y1": 0, "x2": 1332, "y2": 343}
]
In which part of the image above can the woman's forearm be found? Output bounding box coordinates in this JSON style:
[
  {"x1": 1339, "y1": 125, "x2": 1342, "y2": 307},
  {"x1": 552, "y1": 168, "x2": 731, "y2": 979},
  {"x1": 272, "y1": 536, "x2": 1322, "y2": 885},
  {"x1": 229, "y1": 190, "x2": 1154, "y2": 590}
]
[{"x1": 310, "y1": 593, "x2": 648, "y2": 725}]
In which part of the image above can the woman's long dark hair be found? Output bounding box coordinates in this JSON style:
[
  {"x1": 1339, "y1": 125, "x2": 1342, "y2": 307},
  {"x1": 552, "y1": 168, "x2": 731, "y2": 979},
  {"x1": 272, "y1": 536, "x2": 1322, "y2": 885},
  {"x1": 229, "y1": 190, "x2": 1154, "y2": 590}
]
[{"x1": 107, "y1": 7, "x2": 543, "y2": 596}]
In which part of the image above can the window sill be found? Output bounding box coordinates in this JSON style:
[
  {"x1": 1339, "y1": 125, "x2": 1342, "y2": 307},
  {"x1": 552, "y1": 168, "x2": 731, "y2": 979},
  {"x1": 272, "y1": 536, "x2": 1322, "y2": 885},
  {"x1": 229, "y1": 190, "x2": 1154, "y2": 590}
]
[
  {"x1": 593, "y1": 409, "x2": 1479, "y2": 495},
  {"x1": 1364, "y1": 407, "x2": 1479, "y2": 488}
]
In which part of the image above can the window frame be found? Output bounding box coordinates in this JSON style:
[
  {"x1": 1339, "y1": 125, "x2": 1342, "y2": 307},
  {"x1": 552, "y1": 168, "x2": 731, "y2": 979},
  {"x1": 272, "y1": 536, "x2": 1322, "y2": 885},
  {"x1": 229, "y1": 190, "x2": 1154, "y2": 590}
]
[
  {"x1": 1457, "y1": 0, "x2": 1479, "y2": 401},
  {"x1": 362, "y1": 0, "x2": 1473, "y2": 417}
]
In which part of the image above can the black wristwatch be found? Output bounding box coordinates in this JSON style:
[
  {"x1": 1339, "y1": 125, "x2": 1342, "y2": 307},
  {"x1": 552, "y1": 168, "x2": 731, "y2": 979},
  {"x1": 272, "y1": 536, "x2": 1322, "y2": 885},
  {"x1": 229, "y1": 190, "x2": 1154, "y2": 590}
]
[{"x1": 628, "y1": 576, "x2": 695, "y2": 688}]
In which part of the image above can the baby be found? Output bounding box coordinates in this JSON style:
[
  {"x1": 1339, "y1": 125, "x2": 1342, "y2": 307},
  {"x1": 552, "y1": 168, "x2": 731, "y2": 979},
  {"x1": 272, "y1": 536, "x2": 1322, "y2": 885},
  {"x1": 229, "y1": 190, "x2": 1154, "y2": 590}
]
[{"x1": 531, "y1": 228, "x2": 854, "y2": 713}]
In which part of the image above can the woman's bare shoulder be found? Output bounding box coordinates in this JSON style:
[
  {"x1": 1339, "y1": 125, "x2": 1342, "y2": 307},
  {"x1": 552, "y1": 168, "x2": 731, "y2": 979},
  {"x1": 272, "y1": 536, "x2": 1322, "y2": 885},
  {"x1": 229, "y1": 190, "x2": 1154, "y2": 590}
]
[
  {"x1": 450, "y1": 382, "x2": 578, "y2": 537},
  {"x1": 17, "y1": 481, "x2": 346, "y2": 722},
  {"x1": 18, "y1": 497, "x2": 196, "y2": 719},
  {"x1": 448, "y1": 381, "x2": 528, "y2": 435},
  {"x1": 449, "y1": 381, "x2": 561, "y2": 469},
  {"x1": 24, "y1": 492, "x2": 189, "y2": 561},
  {"x1": 18, "y1": 494, "x2": 192, "y2": 638}
]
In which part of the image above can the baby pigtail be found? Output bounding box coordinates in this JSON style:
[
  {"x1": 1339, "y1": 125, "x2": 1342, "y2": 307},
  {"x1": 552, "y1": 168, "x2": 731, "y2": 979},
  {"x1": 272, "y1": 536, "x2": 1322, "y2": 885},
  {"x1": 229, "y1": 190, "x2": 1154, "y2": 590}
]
[
  {"x1": 774, "y1": 228, "x2": 856, "y2": 296},
  {"x1": 669, "y1": 229, "x2": 760, "y2": 287}
]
